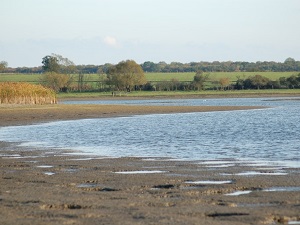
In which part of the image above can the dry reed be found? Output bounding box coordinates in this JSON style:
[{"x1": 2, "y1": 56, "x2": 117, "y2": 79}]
[{"x1": 0, "y1": 82, "x2": 57, "y2": 105}]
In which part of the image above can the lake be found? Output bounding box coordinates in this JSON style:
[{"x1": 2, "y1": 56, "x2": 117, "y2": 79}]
[{"x1": 0, "y1": 97, "x2": 299, "y2": 167}]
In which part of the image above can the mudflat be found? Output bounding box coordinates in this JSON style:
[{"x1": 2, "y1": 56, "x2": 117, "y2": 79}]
[
  {"x1": 0, "y1": 103, "x2": 299, "y2": 225},
  {"x1": 0, "y1": 104, "x2": 264, "y2": 126}
]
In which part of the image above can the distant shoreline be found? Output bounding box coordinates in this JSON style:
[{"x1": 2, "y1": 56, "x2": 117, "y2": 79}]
[{"x1": 57, "y1": 92, "x2": 300, "y2": 102}]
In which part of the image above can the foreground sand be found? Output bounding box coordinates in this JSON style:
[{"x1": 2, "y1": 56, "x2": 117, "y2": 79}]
[{"x1": 0, "y1": 104, "x2": 299, "y2": 224}]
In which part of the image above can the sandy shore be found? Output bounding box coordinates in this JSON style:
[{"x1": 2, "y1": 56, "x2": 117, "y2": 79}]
[
  {"x1": 0, "y1": 103, "x2": 300, "y2": 224},
  {"x1": 0, "y1": 104, "x2": 264, "y2": 127}
]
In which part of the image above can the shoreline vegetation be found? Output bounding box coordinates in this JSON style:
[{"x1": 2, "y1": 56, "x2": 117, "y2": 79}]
[{"x1": 0, "y1": 82, "x2": 57, "y2": 105}]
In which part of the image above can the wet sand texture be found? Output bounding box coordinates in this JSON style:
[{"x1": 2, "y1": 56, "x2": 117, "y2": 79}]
[{"x1": 0, "y1": 147, "x2": 299, "y2": 225}]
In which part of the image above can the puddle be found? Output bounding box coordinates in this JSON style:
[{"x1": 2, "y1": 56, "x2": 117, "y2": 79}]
[
  {"x1": 150, "y1": 184, "x2": 175, "y2": 190},
  {"x1": 143, "y1": 166, "x2": 175, "y2": 169},
  {"x1": 225, "y1": 186, "x2": 300, "y2": 196},
  {"x1": 114, "y1": 170, "x2": 167, "y2": 174},
  {"x1": 37, "y1": 165, "x2": 53, "y2": 168},
  {"x1": 77, "y1": 183, "x2": 102, "y2": 188},
  {"x1": 63, "y1": 168, "x2": 78, "y2": 173},
  {"x1": 44, "y1": 172, "x2": 55, "y2": 176},
  {"x1": 225, "y1": 190, "x2": 252, "y2": 196},
  {"x1": 69, "y1": 158, "x2": 95, "y2": 161},
  {"x1": 234, "y1": 171, "x2": 288, "y2": 176},
  {"x1": 185, "y1": 180, "x2": 233, "y2": 185},
  {"x1": 1, "y1": 154, "x2": 21, "y2": 158},
  {"x1": 264, "y1": 187, "x2": 300, "y2": 192},
  {"x1": 25, "y1": 160, "x2": 38, "y2": 163}
]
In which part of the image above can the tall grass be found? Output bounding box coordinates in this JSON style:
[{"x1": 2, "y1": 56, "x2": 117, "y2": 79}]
[{"x1": 0, "y1": 82, "x2": 57, "y2": 104}]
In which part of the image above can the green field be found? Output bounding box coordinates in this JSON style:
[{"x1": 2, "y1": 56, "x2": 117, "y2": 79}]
[
  {"x1": 145, "y1": 72, "x2": 297, "y2": 82},
  {"x1": 0, "y1": 72, "x2": 297, "y2": 83}
]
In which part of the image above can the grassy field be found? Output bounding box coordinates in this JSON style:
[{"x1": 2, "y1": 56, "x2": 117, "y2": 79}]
[
  {"x1": 0, "y1": 72, "x2": 297, "y2": 83},
  {"x1": 145, "y1": 72, "x2": 297, "y2": 82}
]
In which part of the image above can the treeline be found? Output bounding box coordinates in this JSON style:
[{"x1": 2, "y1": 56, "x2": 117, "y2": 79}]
[
  {"x1": 141, "y1": 58, "x2": 300, "y2": 73},
  {"x1": 2, "y1": 58, "x2": 300, "y2": 74},
  {"x1": 141, "y1": 73, "x2": 300, "y2": 92},
  {"x1": 57, "y1": 72, "x2": 300, "y2": 93}
]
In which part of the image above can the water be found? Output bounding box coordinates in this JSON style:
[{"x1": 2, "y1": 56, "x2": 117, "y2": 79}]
[{"x1": 0, "y1": 98, "x2": 299, "y2": 166}]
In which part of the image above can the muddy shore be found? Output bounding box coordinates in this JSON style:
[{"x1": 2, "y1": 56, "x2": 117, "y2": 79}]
[
  {"x1": 0, "y1": 104, "x2": 264, "y2": 127},
  {"x1": 0, "y1": 103, "x2": 299, "y2": 224}
]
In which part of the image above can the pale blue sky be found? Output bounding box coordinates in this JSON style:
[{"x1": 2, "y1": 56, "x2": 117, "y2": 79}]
[{"x1": 1, "y1": 0, "x2": 300, "y2": 67}]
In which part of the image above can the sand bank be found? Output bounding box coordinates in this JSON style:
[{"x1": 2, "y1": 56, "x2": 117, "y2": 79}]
[{"x1": 0, "y1": 104, "x2": 264, "y2": 126}]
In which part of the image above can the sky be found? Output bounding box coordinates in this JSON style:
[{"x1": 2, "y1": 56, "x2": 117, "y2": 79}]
[{"x1": 1, "y1": 0, "x2": 300, "y2": 67}]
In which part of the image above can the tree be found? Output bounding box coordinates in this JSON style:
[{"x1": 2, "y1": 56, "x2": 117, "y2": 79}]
[
  {"x1": 141, "y1": 61, "x2": 159, "y2": 72},
  {"x1": 42, "y1": 54, "x2": 76, "y2": 74},
  {"x1": 192, "y1": 70, "x2": 209, "y2": 90},
  {"x1": 52, "y1": 54, "x2": 77, "y2": 74},
  {"x1": 234, "y1": 75, "x2": 245, "y2": 90},
  {"x1": 250, "y1": 75, "x2": 270, "y2": 89},
  {"x1": 40, "y1": 72, "x2": 73, "y2": 92},
  {"x1": 286, "y1": 75, "x2": 300, "y2": 88},
  {"x1": 279, "y1": 77, "x2": 288, "y2": 88},
  {"x1": 42, "y1": 55, "x2": 60, "y2": 73},
  {"x1": 0, "y1": 61, "x2": 8, "y2": 72},
  {"x1": 284, "y1": 57, "x2": 296, "y2": 63},
  {"x1": 107, "y1": 60, "x2": 147, "y2": 92},
  {"x1": 41, "y1": 54, "x2": 75, "y2": 92},
  {"x1": 219, "y1": 77, "x2": 230, "y2": 90}
]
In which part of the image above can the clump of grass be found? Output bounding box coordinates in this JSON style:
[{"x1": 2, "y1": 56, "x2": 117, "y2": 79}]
[{"x1": 0, "y1": 82, "x2": 57, "y2": 105}]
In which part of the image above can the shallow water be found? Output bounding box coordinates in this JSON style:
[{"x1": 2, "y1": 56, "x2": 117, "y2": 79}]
[{"x1": 0, "y1": 98, "x2": 299, "y2": 167}]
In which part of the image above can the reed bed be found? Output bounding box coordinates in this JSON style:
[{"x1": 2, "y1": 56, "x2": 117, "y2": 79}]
[{"x1": 0, "y1": 82, "x2": 57, "y2": 105}]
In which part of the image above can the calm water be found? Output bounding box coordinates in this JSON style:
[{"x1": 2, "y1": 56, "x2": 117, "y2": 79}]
[{"x1": 0, "y1": 98, "x2": 299, "y2": 165}]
